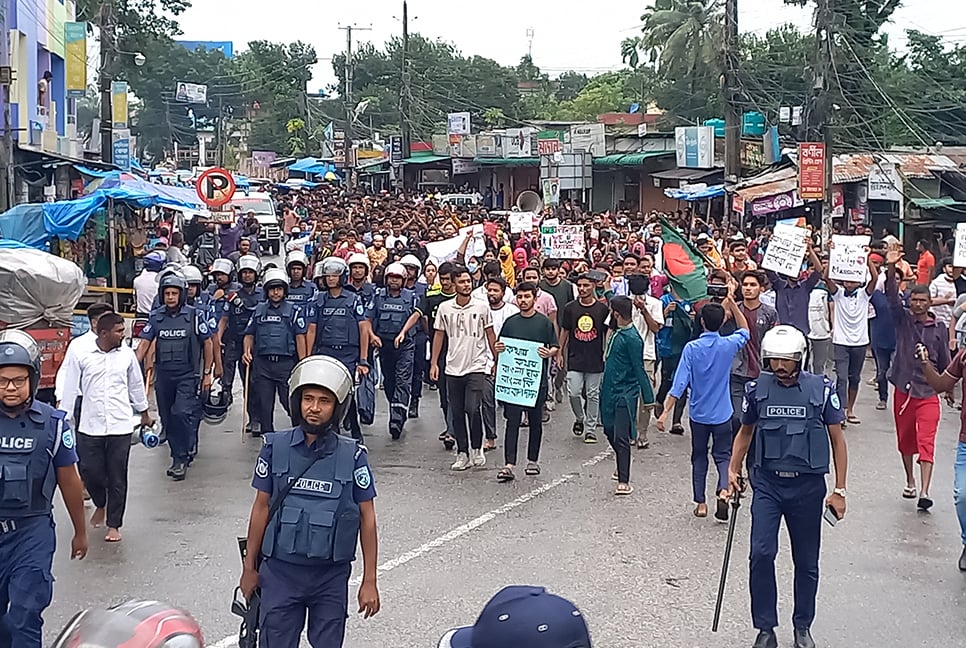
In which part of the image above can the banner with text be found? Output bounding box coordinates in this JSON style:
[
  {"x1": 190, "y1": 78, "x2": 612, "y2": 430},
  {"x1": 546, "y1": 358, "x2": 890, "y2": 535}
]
[
  {"x1": 829, "y1": 235, "x2": 871, "y2": 282},
  {"x1": 761, "y1": 224, "x2": 809, "y2": 277},
  {"x1": 65, "y1": 23, "x2": 87, "y2": 99},
  {"x1": 111, "y1": 81, "x2": 128, "y2": 129},
  {"x1": 540, "y1": 224, "x2": 585, "y2": 259},
  {"x1": 495, "y1": 337, "x2": 544, "y2": 408},
  {"x1": 954, "y1": 224, "x2": 966, "y2": 268}
]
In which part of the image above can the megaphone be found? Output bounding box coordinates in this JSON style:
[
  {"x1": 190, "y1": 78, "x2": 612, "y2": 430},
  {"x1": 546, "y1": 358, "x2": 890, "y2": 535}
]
[{"x1": 516, "y1": 190, "x2": 543, "y2": 213}]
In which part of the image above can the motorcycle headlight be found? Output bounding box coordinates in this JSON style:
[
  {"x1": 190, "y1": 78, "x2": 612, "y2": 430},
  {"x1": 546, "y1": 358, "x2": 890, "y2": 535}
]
[{"x1": 161, "y1": 635, "x2": 202, "y2": 648}]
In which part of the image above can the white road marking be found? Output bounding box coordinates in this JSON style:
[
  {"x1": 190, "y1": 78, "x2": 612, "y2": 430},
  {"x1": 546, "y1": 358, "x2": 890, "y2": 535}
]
[{"x1": 210, "y1": 449, "x2": 612, "y2": 648}]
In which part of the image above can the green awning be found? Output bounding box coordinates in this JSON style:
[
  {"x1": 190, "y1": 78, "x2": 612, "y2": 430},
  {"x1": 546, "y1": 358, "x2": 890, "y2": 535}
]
[
  {"x1": 593, "y1": 151, "x2": 674, "y2": 167},
  {"x1": 910, "y1": 197, "x2": 966, "y2": 210},
  {"x1": 473, "y1": 157, "x2": 541, "y2": 167},
  {"x1": 401, "y1": 154, "x2": 450, "y2": 165}
]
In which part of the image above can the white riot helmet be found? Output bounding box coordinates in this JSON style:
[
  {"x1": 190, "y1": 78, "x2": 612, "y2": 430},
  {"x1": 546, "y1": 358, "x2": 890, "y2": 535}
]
[
  {"x1": 761, "y1": 325, "x2": 807, "y2": 364},
  {"x1": 262, "y1": 268, "x2": 290, "y2": 295},
  {"x1": 385, "y1": 262, "x2": 407, "y2": 279},
  {"x1": 286, "y1": 250, "x2": 309, "y2": 270},
  {"x1": 288, "y1": 356, "x2": 355, "y2": 427},
  {"x1": 181, "y1": 265, "x2": 204, "y2": 285},
  {"x1": 347, "y1": 252, "x2": 370, "y2": 272},
  {"x1": 236, "y1": 254, "x2": 261, "y2": 274},
  {"x1": 210, "y1": 258, "x2": 234, "y2": 277},
  {"x1": 313, "y1": 256, "x2": 349, "y2": 285},
  {"x1": 399, "y1": 254, "x2": 422, "y2": 275}
]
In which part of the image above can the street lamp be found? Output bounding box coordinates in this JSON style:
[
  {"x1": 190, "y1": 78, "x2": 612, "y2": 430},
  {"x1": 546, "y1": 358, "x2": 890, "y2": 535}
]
[{"x1": 133, "y1": 52, "x2": 146, "y2": 67}]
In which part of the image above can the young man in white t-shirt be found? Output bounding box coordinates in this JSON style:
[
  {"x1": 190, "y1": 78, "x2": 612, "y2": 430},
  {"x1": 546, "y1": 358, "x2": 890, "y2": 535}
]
[
  {"x1": 630, "y1": 286, "x2": 663, "y2": 449},
  {"x1": 479, "y1": 277, "x2": 519, "y2": 450},
  {"x1": 826, "y1": 254, "x2": 879, "y2": 425}
]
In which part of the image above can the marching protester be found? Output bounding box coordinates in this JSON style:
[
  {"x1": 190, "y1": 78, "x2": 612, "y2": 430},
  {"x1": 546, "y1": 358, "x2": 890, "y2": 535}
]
[
  {"x1": 60, "y1": 312, "x2": 151, "y2": 542},
  {"x1": 627, "y1": 273, "x2": 663, "y2": 449},
  {"x1": 764, "y1": 240, "x2": 823, "y2": 336},
  {"x1": 479, "y1": 276, "x2": 519, "y2": 450}
]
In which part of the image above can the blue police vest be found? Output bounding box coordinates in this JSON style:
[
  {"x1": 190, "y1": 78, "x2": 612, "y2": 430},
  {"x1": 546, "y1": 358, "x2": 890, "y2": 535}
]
[
  {"x1": 0, "y1": 402, "x2": 64, "y2": 519},
  {"x1": 346, "y1": 282, "x2": 375, "y2": 306},
  {"x1": 261, "y1": 431, "x2": 360, "y2": 565},
  {"x1": 226, "y1": 287, "x2": 263, "y2": 338},
  {"x1": 753, "y1": 372, "x2": 830, "y2": 474},
  {"x1": 152, "y1": 306, "x2": 202, "y2": 375},
  {"x1": 287, "y1": 282, "x2": 316, "y2": 306},
  {"x1": 253, "y1": 301, "x2": 297, "y2": 357},
  {"x1": 313, "y1": 291, "x2": 361, "y2": 353},
  {"x1": 411, "y1": 283, "x2": 428, "y2": 340},
  {"x1": 372, "y1": 288, "x2": 413, "y2": 339}
]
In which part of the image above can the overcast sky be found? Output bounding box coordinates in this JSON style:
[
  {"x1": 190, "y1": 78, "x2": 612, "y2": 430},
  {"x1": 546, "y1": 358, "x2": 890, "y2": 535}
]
[{"x1": 176, "y1": 0, "x2": 966, "y2": 91}]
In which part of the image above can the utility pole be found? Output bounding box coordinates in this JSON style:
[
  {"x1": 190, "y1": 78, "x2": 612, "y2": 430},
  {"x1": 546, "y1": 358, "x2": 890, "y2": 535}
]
[
  {"x1": 216, "y1": 95, "x2": 225, "y2": 168},
  {"x1": 98, "y1": 3, "x2": 115, "y2": 164},
  {"x1": 722, "y1": 0, "x2": 741, "y2": 187},
  {"x1": 399, "y1": 1, "x2": 412, "y2": 161},
  {"x1": 815, "y1": 0, "x2": 834, "y2": 250},
  {"x1": 339, "y1": 24, "x2": 371, "y2": 189},
  {"x1": 0, "y1": 0, "x2": 15, "y2": 209}
]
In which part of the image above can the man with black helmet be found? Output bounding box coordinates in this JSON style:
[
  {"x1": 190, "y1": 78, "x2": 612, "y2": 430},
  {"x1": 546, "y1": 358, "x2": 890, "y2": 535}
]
[
  {"x1": 137, "y1": 272, "x2": 216, "y2": 481},
  {"x1": 239, "y1": 356, "x2": 380, "y2": 648},
  {"x1": 306, "y1": 257, "x2": 371, "y2": 441},
  {"x1": 218, "y1": 254, "x2": 263, "y2": 434},
  {"x1": 285, "y1": 250, "x2": 316, "y2": 307},
  {"x1": 243, "y1": 269, "x2": 308, "y2": 436},
  {"x1": 0, "y1": 329, "x2": 88, "y2": 648},
  {"x1": 728, "y1": 325, "x2": 848, "y2": 648}
]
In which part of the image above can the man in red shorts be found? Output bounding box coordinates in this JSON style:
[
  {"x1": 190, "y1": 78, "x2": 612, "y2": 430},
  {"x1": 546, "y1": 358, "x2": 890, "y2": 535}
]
[{"x1": 885, "y1": 245, "x2": 950, "y2": 510}]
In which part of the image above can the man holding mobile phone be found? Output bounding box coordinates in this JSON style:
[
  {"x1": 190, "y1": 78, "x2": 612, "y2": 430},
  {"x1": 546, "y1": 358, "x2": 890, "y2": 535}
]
[{"x1": 727, "y1": 325, "x2": 849, "y2": 648}]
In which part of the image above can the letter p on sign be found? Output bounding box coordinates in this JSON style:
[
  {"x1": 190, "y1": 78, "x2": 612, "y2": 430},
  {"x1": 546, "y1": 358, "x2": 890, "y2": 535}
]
[{"x1": 196, "y1": 167, "x2": 236, "y2": 208}]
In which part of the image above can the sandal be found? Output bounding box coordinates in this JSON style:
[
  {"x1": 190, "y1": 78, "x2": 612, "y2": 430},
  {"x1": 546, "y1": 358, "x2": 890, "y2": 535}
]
[
  {"x1": 611, "y1": 471, "x2": 619, "y2": 481},
  {"x1": 670, "y1": 424, "x2": 685, "y2": 436},
  {"x1": 525, "y1": 462, "x2": 541, "y2": 476},
  {"x1": 615, "y1": 484, "x2": 633, "y2": 495},
  {"x1": 902, "y1": 486, "x2": 917, "y2": 499},
  {"x1": 497, "y1": 467, "x2": 515, "y2": 482},
  {"x1": 847, "y1": 414, "x2": 861, "y2": 425},
  {"x1": 694, "y1": 503, "x2": 708, "y2": 518},
  {"x1": 637, "y1": 438, "x2": 649, "y2": 449},
  {"x1": 483, "y1": 442, "x2": 497, "y2": 452}
]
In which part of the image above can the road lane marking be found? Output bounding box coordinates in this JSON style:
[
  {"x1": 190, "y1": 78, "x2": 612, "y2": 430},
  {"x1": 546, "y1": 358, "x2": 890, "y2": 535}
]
[{"x1": 210, "y1": 448, "x2": 612, "y2": 648}]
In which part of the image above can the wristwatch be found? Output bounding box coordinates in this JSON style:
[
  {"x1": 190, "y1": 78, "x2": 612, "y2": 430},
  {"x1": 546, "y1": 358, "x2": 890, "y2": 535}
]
[{"x1": 833, "y1": 487, "x2": 847, "y2": 498}]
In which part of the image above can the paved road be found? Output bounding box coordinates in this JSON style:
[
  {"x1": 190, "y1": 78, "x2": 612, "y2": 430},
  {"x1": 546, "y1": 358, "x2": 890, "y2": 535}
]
[{"x1": 45, "y1": 369, "x2": 966, "y2": 648}]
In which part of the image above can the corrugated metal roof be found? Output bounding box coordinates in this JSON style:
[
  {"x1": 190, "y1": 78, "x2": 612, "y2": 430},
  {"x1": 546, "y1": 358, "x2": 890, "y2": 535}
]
[
  {"x1": 910, "y1": 197, "x2": 966, "y2": 210},
  {"x1": 733, "y1": 166, "x2": 798, "y2": 190},
  {"x1": 473, "y1": 157, "x2": 541, "y2": 167},
  {"x1": 651, "y1": 167, "x2": 724, "y2": 181},
  {"x1": 735, "y1": 177, "x2": 800, "y2": 202},
  {"x1": 593, "y1": 151, "x2": 673, "y2": 166},
  {"x1": 832, "y1": 153, "x2": 960, "y2": 183}
]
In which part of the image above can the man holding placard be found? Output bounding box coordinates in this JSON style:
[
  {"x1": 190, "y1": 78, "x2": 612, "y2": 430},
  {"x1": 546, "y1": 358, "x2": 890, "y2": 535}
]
[
  {"x1": 825, "y1": 240, "x2": 878, "y2": 426},
  {"x1": 763, "y1": 232, "x2": 824, "y2": 338}
]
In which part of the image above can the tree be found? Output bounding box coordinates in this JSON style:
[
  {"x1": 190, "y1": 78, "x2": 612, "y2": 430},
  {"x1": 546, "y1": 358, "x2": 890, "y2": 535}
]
[
  {"x1": 555, "y1": 71, "x2": 590, "y2": 102},
  {"x1": 555, "y1": 72, "x2": 638, "y2": 121},
  {"x1": 636, "y1": 0, "x2": 723, "y2": 78}
]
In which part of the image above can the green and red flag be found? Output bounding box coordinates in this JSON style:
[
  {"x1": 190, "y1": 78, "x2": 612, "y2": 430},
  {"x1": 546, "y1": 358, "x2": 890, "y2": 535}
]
[{"x1": 658, "y1": 217, "x2": 707, "y2": 301}]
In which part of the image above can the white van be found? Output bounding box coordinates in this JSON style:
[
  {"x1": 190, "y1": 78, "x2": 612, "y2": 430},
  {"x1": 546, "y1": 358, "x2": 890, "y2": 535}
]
[{"x1": 230, "y1": 192, "x2": 282, "y2": 255}]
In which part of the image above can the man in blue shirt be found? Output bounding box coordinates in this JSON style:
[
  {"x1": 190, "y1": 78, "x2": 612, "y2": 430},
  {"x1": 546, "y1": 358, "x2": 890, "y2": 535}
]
[{"x1": 658, "y1": 297, "x2": 749, "y2": 520}]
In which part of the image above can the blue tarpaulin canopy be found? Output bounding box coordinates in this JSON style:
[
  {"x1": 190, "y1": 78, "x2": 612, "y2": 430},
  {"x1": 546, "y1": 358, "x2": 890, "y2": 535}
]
[
  {"x1": 664, "y1": 184, "x2": 726, "y2": 201},
  {"x1": 0, "y1": 204, "x2": 47, "y2": 248},
  {"x1": 74, "y1": 165, "x2": 117, "y2": 178},
  {"x1": 288, "y1": 157, "x2": 339, "y2": 176}
]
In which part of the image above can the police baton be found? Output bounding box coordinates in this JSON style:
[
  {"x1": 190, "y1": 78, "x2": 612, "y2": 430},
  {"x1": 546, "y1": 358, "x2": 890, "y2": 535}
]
[
  {"x1": 712, "y1": 476, "x2": 744, "y2": 632},
  {"x1": 241, "y1": 361, "x2": 252, "y2": 444}
]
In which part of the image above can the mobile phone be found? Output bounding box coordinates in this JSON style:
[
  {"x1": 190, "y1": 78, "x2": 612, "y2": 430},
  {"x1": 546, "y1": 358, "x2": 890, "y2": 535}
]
[{"x1": 823, "y1": 504, "x2": 839, "y2": 527}]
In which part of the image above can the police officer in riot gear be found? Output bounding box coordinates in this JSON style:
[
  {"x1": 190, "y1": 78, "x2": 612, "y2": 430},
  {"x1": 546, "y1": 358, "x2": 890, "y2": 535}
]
[
  {"x1": 243, "y1": 269, "x2": 308, "y2": 436},
  {"x1": 306, "y1": 257, "x2": 371, "y2": 442},
  {"x1": 208, "y1": 258, "x2": 238, "y2": 302},
  {"x1": 400, "y1": 254, "x2": 428, "y2": 418},
  {"x1": 183, "y1": 265, "x2": 222, "y2": 453},
  {"x1": 728, "y1": 325, "x2": 848, "y2": 648},
  {"x1": 0, "y1": 329, "x2": 88, "y2": 648},
  {"x1": 346, "y1": 253, "x2": 375, "y2": 304},
  {"x1": 372, "y1": 263, "x2": 422, "y2": 439},
  {"x1": 285, "y1": 250, "x2": 316, "y2": 306},
  {"x1": 137, "y1": 272, "x2": 216, "y2": 480},
  {"x1": 240, "y1": 356, "x2": 380, "y2": 647},
  {"x1": 219, "y1": 254, "x2": 263, "y2": 434}
]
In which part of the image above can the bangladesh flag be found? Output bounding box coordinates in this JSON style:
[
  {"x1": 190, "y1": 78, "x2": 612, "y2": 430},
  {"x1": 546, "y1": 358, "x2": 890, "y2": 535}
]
[{"x1": 659, "y1": 217, "x2": 707, "y2": 301}]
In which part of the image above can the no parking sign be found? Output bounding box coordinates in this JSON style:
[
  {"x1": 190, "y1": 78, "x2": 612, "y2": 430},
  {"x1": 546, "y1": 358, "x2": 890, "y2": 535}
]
[{"x1": 195, "y1": 167, "x2": 236, "y2": 208}]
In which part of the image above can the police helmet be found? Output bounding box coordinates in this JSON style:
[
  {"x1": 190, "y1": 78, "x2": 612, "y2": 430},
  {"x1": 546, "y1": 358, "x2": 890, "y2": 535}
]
[
  {"x1": 0, "y1": 329, "x2": 42, "y2": 397},
  {"x1": 210, "y1": 258, "x2": 234, "y2": 278},
  {"x1": 143, "y1": 251, "x2": 166, "y2": 272},
  {"x1": 202, "y1": 380, "x2": 231, "y2": 425},
  {"x1": 761, "y1": 325, "x2": 807, "y2": 363},
  {"x1": 313, "y1": 256, "x2": 349, "y2": 286},
  {"x1": 347, "y1": 252, "x2": 370, "y2": 272},
  {"x1": 158, "y1": 271, "x2": 188, "y2": 308},
  {"x1": 399, "y1": 254, "x2": 422, "y2": 275},
  {"x1": 385, "y1": 262, "x2": 407, "y2": 279},
  {"x1": 288, "y1": 356, "x2": 355, "y2": 428},
  {"x1": 286, "y1": 250, "x2": 309, "y2": 270},
  {"x1": 262, "y1": 268, "x2": 290, "y2": 295},
  {"x1": 181, "y1": 265, "x2": 204, "y2": 285},
  {"x1": 236, "y1": 254, "x2": 261, "y2": 274},
  {"x1": 51, "y1": 600, "x2": 203, "y2": 648}
]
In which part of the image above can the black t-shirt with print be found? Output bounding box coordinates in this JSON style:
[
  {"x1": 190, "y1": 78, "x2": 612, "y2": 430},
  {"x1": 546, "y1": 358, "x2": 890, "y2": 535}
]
[{"x1": 561, "y1": 299, "x2": 610, "y2": 373}]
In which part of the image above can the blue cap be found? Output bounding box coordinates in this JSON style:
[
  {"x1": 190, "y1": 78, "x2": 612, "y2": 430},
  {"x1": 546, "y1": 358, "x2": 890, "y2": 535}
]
[{"x1": 437, "y1": 586, "x2": 591, "y2": 648}]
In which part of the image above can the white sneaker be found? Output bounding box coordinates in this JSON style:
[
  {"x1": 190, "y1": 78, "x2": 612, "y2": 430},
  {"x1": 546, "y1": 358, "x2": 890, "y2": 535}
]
[
  {"x1": 472, "y1": 448, "x2": 486, "y2": 467},
  {"x1": 451, "y1": 453, "x2": 471, "y2": 471}
]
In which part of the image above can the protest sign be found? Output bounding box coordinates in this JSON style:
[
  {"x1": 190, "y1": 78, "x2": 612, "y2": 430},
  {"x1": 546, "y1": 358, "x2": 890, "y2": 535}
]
[
  {"x1": 539, "y1": 224, "x2": 586, "y2": 259},
  {"x1": 761, "y1": 224, "x2": 809, "y2": 277},
  {"x1": 829, "y1": 235, "x2": 871, "y2": 282},
  {"x1": 509, "y1": 211, "x2": 533, "y2": 234},
  {"x1": 954, "y1": 224, "x2": 966, "y2": 268},
  {"x1": 425, "y1": 225, "x2": 486, "y2": 263},
  {"x1": 495, "y1": 337, "x2": 544, "y2": 408}
]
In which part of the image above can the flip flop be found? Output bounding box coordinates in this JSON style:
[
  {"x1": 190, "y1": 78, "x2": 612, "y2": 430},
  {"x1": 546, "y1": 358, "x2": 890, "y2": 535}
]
[
  {"x1": 615, "y1": 484, "x2": 633, "y2": 495},
  {"x1": 525, "y1": 462, "x2": 541, "y2": 476},
  {"x1": 497, "y1": 467, "x2": 515, "y2": 482},
  {"x1": 847, "y1": 415, "x2": 861, "y2": 425},
  {"x1": 483, "y1": 444, "x2": 497, "y2": 452},
  {"x1": 694, "y1": 503, "x2": 708, "y2": 518},
  {"x1": 902, "y1": 486, "x2": 917, "y2": 499},
  {"x1": 670, "y1": 424, "x2": 685, "y2": 436},
  {"x1": 105, "y1": 532, "x2": 122, "y2": 543}
]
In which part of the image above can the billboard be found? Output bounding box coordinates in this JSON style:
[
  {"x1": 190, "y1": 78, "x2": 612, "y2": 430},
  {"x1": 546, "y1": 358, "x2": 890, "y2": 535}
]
[
  {"x1": 675, "y1": 126, "x2": 715, "y2": 169},
  {"x1": 569, "y1": 123, "x2": 605, "y2": 157},
  {"x1": 797, "y1": 142, "x2": 826, "y2": 201},
  {"x1": 112, "y1": 129, "x2": 131, "y2": 171},
  {"x1": 175, "y1": 82, "x2": 208, "y2": 104},
  {"x1": 505, "y1": 129, "x2": 533, "y2": 158},
  {"x1": 177, "y1": 41, "x2": 234, "y2": 58},
  {"x1": 447, "y1": 112, "x2": 471, "y2": 135},
  {"x1": 65, "y1": 22, "x2": 87, "y2": 98},
  {"x1": 111, "y1": 81, "x2": 128, "y2": 129}
]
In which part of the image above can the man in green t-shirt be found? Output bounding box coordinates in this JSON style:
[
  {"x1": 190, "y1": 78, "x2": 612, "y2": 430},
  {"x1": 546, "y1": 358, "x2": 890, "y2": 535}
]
[
  {"x1": 495, "y1": 282, "x2": 559, "y2": 483},
  {"x1": 539, "y1": 259, "x2": 578, "y2": 403}
]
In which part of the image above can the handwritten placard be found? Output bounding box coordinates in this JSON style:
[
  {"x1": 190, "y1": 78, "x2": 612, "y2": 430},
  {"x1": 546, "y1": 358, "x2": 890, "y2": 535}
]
[
  {"x1": 495, "y1": 337, "x2": 544, "y2": 408},
  {"x1": 762, "y1": 224, "x2": 809, "y2": 277},
  {"x1": 954, "y1": 224, "x2": 966, "y2": 268},
  {"x1": 509, "y1": 211, "x2": 533, "y2": 234},
  {"x1": 540, "y1": 224, "x2": 586, "y2": 259},
  {"x1": 829, "y1": 235, "x2": 871, "y2": 282}
]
